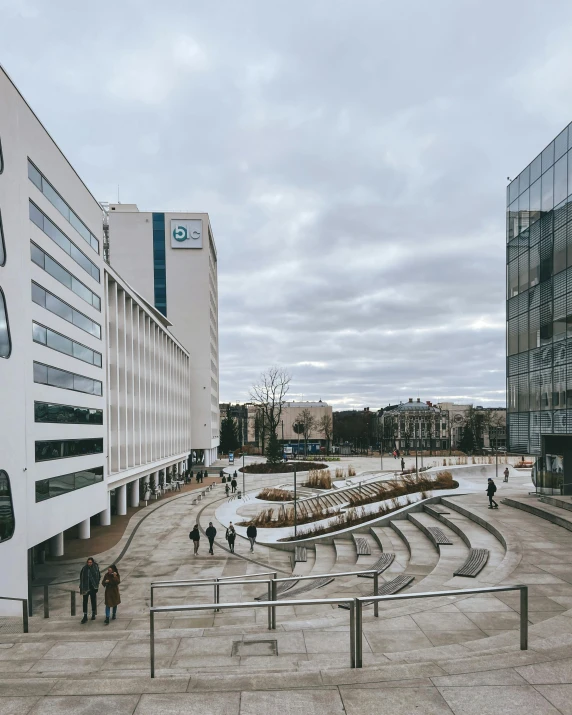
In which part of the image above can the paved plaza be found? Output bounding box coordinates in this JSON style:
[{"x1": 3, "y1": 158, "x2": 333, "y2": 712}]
[{"x1": 3, "y1": 459, "x2": 572, "y2": 713}]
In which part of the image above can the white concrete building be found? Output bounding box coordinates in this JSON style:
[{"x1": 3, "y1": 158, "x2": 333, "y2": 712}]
[
  {"x1": 106, "y1": 204, "x2": 219, "y2": 466},
  {"x1": 0, "y1": 65, "x2": 194, "y2": 610}
]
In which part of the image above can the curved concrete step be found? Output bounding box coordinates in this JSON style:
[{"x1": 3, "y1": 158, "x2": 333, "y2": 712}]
[
  {"x1": 333, "y1": 539, "x2": 358, "y2": 571},
  {"x1": 502, "y1": 495, "x2": 572, "y2": 533},
  {"x1": 292, "y1": 547, "x2": 315, "y2": 576},
  {"x1": 389, "y1": 520, "x2": 438, "y2": 576},
  {"x1": 310, "y1": 543, "x2": 336, "y2": 575}
]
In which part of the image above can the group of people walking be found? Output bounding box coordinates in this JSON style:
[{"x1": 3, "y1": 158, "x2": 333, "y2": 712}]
[
  {"x1": 188, "y1": 521, "x2": 257, "y2": 555},
  {"x1": 78, "y1": 558, "x2": 120, "y2": 625}
]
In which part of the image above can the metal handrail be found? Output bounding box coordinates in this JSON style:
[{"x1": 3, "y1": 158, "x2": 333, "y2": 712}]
[
  {"x1": 31, "y1": 585, "x2": 77, "y2": 619},
  {"x1": 354, "y1": 584, "x2": 529, "y2": 668},
  {"x1": 0, "y1": 596, "x2": 29, "y2": 633},
  {"x1": 149, "y1": 596, "x2": 356, "y2": 677},
  {"x1": 150, "y1": 574, "x2": 278, "y2": 609}
]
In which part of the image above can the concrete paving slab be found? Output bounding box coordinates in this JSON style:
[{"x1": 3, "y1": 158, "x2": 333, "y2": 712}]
[
  {"x1": 42, "y1": 640, "x2": 118, "y2": 659},
  {"x1": 187, "y1": 671, "x2": 324, "y2": 692},
  {"x1": 365, "y1": 629, "x2": 433, "y2": 653},
  {"x1": 438, "y1": 685, "x2": 559, "y2": 714},
  {"x1": 134, "y1": 692, "x2": 240, "y2": 714},
  {"x1": 28, "y1": 659, "x2": 106, "y2": 675},
  {"x1": 0, "y1": 681, "x2": 58, "y2": 697},
  {"x1": 0, "y1": 697, "x2": 40, "y2": 715},
  {"x1": 49, "y1": 677, "x2": 190, "y2": 695},
  {"x1": 340, "y1": 686, "x2": 452, "y2": 714},
  {"x1": 27, "y1": 695, "x2": 140, "y2": 714},
  {"x1": 535, "y1": 684, "x2": 572, "y2": 714},
  {"x1": 240, "y1": 689, "x2": 344, "y2": 714},
  {"x1": 516, "y1": 656, "x2": 572, "y2": 684},
  {"x1": 430, "y1": 669, "x2": 528, "y2": 686}
]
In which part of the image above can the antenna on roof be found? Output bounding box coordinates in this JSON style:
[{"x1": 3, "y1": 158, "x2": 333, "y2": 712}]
[{"x1": 117, "y1": 185, "x2": 120, "y2": 203}]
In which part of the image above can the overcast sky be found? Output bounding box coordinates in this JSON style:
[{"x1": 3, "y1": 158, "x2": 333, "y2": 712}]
[{"x1": 3, "y1": 0, "x2": 572, "y2": 409}]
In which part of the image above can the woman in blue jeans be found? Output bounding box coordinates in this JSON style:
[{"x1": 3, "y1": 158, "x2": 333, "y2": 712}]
[{"x1": 102, "y1": 564, "x2": 121, "y2": 625}]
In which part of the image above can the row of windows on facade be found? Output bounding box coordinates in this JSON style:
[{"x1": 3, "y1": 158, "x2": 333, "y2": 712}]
[
  {"x1": 508, "y1": 412, "x2": 570, "y2": 451},
  {"x1": 507, "y1": 200, "x2": 571, "y2": 263},
  {"x1": 27, "y1": 160, "x2": 99, "y2": 253},
  {"x1": 34, "y1": 401, "x2": 103, "y2": 425},
  {"x1": 508, "y1": 342, "x2": 572, "y2": 376},
  {"x1": 30, "y1": 202, "x2": 100, "y2": 283},
  {"x1": 33, "y1": 322, "x2": 102, "y2": 367},
  {"x1": 507, "y1": 375, "x2": 571, "y2": 412},
  {"x1": 36, "y1": 466, "x2": 103, "y2": 503},
  {"x1": 33, "y1": 361, "x2": 103, "y2": 396},
  {"x1": 32, "y1": 281, "x2": 101, "y2": 339},
  {"x1": 508, "y1": 123, "x2": 572, "y2": 206},
  {"x1": 507, "y1": 304, "x2": 572, "y2": 356},
  {"x1": 35, "y1": 438, "x2": 103, "y2": 462}
]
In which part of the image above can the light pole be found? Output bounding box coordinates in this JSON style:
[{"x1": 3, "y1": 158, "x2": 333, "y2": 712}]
[
  {"x1": 242, "y1": 454, "x2": 245, "y2": 498},
  {"x1": 294, "y1": 464, "x2": 297, "y2": 537}
]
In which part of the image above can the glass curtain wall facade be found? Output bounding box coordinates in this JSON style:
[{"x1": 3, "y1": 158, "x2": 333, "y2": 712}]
[{"x1": 507, "y1": 122, "x2": 572, "y2": 492}]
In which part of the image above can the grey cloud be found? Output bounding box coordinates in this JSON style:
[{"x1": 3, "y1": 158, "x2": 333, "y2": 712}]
[{"x1": 2, "y1": 0, "x2": 570, "y2": 408}]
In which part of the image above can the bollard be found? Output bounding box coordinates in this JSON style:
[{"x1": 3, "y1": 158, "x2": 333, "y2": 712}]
[
  {"x1": 43, "y1": 585, "x2": 49, "y2": 619},
  {"x1": 70, "y1": 591, "x2": 76, "y2": 616},
  {"x1": 22, "y1": 600, "x2": 28, "y2": 633},
  {"x1": 520, "y1": 586, "x2": 528, "y2": 650}
]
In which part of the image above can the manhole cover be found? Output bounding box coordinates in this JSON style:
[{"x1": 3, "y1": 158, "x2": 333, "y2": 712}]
[{"x1": 231, "y1": 639, "x2": 278, "y2": 657}]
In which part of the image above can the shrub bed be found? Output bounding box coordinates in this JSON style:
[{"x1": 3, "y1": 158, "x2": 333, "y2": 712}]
[{"x1": 257, "y1": 487, "x2": 294, "y2": 501}]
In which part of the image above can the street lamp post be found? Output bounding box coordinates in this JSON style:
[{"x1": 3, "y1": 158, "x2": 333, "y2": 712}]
[
  {"x1": 242, "y1": 454, "x2": 245, "y2": 498},
  {"x1": 294, "y1": 465, "x2": 297, "y2": 538}
]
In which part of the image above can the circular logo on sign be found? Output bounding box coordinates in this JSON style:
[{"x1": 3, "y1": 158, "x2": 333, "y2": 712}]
[
  {"x1": 173, "y1": 225, "x2": 188, "y2": 242},
  {"x1": 191, "y1": 230, "x2": 201, "y2": 240}
]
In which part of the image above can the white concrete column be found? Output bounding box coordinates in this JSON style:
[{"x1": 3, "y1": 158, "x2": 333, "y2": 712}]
[
  {"x1": 50, "y1": 532, "x2": 64, "y2": 557},
  {"x1": 78, "y1": 518, "x2": 90, "y2": 540},
  {"x1": 100, "y1": 493, "x2": 111, "y2": 526},
  {"x1": 130, "y1": 479, "x2": 140, "y2": 508},
  {"x1": 117, "y1": 484, "x2": 127, "y2": 516},
  {"x1": 205, "y1": 450, "x2": 211, "y2": 468}
]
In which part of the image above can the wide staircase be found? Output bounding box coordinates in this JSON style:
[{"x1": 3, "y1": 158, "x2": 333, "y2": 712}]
[{"x1": 3, "y1": 482, "x2": 572, "y2": 713}]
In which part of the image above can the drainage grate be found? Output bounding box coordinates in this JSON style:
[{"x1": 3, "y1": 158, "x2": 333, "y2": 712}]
[{"x1": 231, "y1": 639, "x2": 278, "y2": 657}]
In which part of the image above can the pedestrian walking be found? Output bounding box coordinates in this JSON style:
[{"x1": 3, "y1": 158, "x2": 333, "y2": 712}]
[
  {"x1": 487, "y1": 478, "x2": 499, "y2": 509},
  {"x1": 503, "y1": 467, "x2": 509, "y2": 483},
  {"x1": 401, "y1": 457, "x2": 405, "y2": 472},
  {"x1": 219, "y1": 469, "x2": 224, "y2": 481},
  {"x1": 392, "y1": 449, "x2": 397, "y2": 460},
  {"x1": 225, "y1": 483, "x2": 230, "y2": 497},
  {"x1": 79, "y1": 557, "x2": 100, "y2": 624},
  {"x1": 246, "y1": 524, "x2": 257, "y2": 552},
  {"x1": 189, "y1": 524, "x2": 201, "y2": 554},
  {"x1": 206, "y1": 521, "x2": 217, "y2": 555},
  {"x1": 226, "y1": 523, "x2": 236, "y2": 553},
  {"x1": 231, "y1": 477, "x2": 237, "y2": 493},
  {"x1": 102, "y1": 564, "x2": 121, "y2": 625}
]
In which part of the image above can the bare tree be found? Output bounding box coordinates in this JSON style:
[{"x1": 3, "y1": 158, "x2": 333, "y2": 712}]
[
  {"x1": 318, "y1": 414, "x2": 333, "y2": 455},
  {"x1": 295, "y1": 408, "x2": 317, "y2": 456},
  {"x1": 250, "y1": 367, "x2": 291, "y2": 462}
]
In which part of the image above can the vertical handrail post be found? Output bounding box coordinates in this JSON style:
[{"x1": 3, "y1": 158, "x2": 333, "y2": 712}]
[
  {"x1": 70, "y1": 591, "x2": 76, "y2": 616},
  {"x1": 520, "y1": 586, "x2": 528, "y2": 650},
  {"x1": 373, "y1": 573, "x2": 379, "y2": 617},
  {"x1": 150, "y1": 609, "x2": 155, "y2": 678},
  {"x1": 43, "y1": 585, "x2": 49, "y2": 619},
  {"x1": 22, "y1": 600, "x2": 28, "y2": 633},
  {"x1": 271, "y1": 574, "x2": 277, "y2": 629},
  {"x1": 267, "y1": 580, "x2": 272, "y2": 629},
  {"x1": 150, "y1": 585, "x2": 154, "y2": 608},
  {"x1": 214, "y1": 578, "x2": 220, "y2": 613},
  {"x1": 349, "y1": 600, "x2": 356, "y2": 669},
  {"x1": 355, "y1": 599, "x2": 363, "y2": 668}
]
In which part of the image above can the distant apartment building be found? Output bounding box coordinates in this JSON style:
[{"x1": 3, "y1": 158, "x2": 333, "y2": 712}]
[{"x1": 107, "y1": 204, "x2": 219, "y2": 466}]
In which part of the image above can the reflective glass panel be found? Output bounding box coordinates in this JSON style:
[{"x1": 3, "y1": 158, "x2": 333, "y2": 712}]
[{"x1": 0, "y1": 471, "x2": 15, "y2": 542}]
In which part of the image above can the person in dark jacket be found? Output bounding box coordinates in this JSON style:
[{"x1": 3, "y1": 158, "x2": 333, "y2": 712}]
[
  {"x1": 487, "y1": 478, "x2": 498, "y2": 509},
  {"x1": 231, "y1": 477, "x2": 237, "y2": 494},
  {"x1": 102, "y1": 564, "x2": 121, "y2": 625},
  {"x1": 79, "y1": 557, "x2": 100, "y2": 623},
  {"x1": 400, "y1": 457, "x2": 405, "y2": 472},
  {"x1": 246, "y1": 524, "x2": 257, "y2": 552},
  {"x1": 206, "y1": 521, "x2": 217, "y2": 555},
  {"x1": 219, "y1": 469, "x2": 224, "y2": 480},
  {"x1": 226, "y1": 523, "x2": 236, "y2": 553},
  {"x1": 189, "y1": 524, "x2": 201, "y2": 555},
  {"x1": 225, "y1": 483, "x2": 230, "y2": 497}
]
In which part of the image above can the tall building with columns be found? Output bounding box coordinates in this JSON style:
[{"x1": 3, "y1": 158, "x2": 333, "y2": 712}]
[
  {"x1": 0, "y1": 64, "x2": 195, "y2": 610},
  {"x1": 106, "y1": 204, "x2": 220, "y2": 466}
]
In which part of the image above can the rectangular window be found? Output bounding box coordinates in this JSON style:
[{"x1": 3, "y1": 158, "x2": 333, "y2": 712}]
[
  {"x1": 152, "y1": 213, "x2": 167, "y2": 317},
  {"x1": 30, "y1": 243, "x2": 100, "y2": 310},
  {"x1": 34, "y1": 401, "x2": 103, "y2": 425},
  {"x1": 554, "y1": 155, "x2": 568, "y2": 207},
  {"x1": 35, "y1": 466, "x2": 103, "y2": 503},
  {"x1": 32, "y1": 322, "x2": 102, "y2": 367},
  {"x1": 542, "y1": 167, "x2": 554, "y2": 212},
  {"x1": 28, "y1": 160, "x2": 99, "y2": 253},
  {"x1": 33, "y1": 361, "x2": 102, "y2": 396},
  {"x1": 32, "y1": 282, "x2": 101, "y2": 339},
  {"x1": 29, "y1": 202, "x2": 100, "y2": 282},
  {"x1": 35, "y1": 438, "x2": 103, "y2": 462}
]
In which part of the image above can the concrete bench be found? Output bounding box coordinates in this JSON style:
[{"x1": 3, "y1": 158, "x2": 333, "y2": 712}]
[
  {"x1": 426, "y1": 526, "x2": 453, "y2": 545},
  {"x1": 357, "y1": 553, "x2": 395, "y2": 578},
  {"x1": 339, "y1": 574, "x2": 414, "y2": 608},
  {"x1": 454, "y1": 548, "x2": 489, "y2": 577},
  {"x1": 294, "y1": 546, "x2": 307, "y2": 563},
  {"x1": 354, "y1": 537, "x2": 371, "y2": 556}
]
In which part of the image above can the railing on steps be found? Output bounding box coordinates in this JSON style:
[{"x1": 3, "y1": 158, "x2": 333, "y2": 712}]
[
  {"x1": 31, "y1": 585, "x2": 77, "y2": 619},
  {"x1": 0, "y1": 596, "x2": 28, "y2": 633},
  {"x1": 148, "y1": 583, "x2": 529, "y2": 676}
]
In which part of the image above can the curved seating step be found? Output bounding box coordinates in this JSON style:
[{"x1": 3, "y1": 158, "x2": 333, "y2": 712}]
[
  {"x1": 276, "y1": 575, "x2": 333, "y2": 599},
  {"x1": 502, "y1": 495, "x2": 572, "y2": 533},
  {"x1": 389, "y1": 520, "x2": 438, "y2": 575},
  {"x1": 292, "y1": 546, "x2": 315, "y2": 576},
  {"x1": 453, "y1": 547, "x2": 489, "y2": 577},
  {"x1": 540, "y1": 495, "x2": 572, "y2": 512},
  {"x1": 353, "y1": 535, "x2": 371, "y2": 555},
  {"x1": 338, "y1": 574, "x2": 415, "y2": 609},
  {"x1": 294, "y1": 546, "x2": 307, "y2": 562},
  {"x1": 356, "y1": 552, "x2": 395, "y2": 577},
  {"x1": 253, "y1": 579, "x2": 299, "y2": 601},
  {"x1": 333, "y1": 538, "x2": 358, "y2": 570},
  {"x1": 407, "y1": 513, "x2": 453, "y2": 548}
]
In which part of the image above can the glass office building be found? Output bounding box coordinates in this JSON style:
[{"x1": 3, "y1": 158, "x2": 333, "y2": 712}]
[{"x1": 507, "y1": 122, "x2": 572, "y2": 493}]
